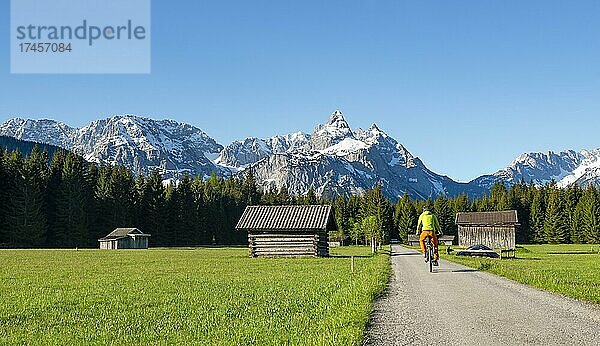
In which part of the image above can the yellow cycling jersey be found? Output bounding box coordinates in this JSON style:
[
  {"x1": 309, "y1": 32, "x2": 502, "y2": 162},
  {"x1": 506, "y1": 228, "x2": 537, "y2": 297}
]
[{"x1": 416, "y1": 210, "x2": 441, "y2": 234}]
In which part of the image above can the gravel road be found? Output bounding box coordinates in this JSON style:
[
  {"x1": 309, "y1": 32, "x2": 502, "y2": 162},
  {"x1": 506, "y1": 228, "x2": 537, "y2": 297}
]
[{"x1": 364, "y1": 245, "x2": 600, "y2": 345}]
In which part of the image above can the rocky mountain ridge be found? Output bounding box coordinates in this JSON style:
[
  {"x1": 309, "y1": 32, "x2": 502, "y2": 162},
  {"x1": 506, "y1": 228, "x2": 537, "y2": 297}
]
[
  {"x1": 2, "y1": 111, "x2": 598, "y2": 199},
  {"x1": 0, "y1": 116, "x2": 226, "y2": 178}
]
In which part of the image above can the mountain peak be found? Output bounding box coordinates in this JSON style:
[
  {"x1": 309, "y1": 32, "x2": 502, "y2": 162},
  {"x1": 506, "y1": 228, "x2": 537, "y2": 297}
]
[
  {"x1": 369, "y1": 123, "x2": 381, "y2": 132},
  {"x1": 325, "y1": 110, "x2": 350, "y2": 129},
  {"x1": 368, "y1": 123, "x2": 387, "y2": 138}
]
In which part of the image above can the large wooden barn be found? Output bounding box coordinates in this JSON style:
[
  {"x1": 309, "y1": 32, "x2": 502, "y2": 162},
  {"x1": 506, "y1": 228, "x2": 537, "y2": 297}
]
[
  {"x1": 98, "y1": 228, "x2": 150, "y2": 249},
  {"x1": 456, "y1": 211, "x2": 518, "y2": 249},
  {"x1": 236, "y1": 205, "x2": 337, "y2": 257}
]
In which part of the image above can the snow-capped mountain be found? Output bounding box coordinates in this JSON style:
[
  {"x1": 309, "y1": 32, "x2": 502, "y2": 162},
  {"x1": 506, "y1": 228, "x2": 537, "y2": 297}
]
[
  {"x1": 0, "y1": 118, "x2": 76, "y2": 148},
  {"x1": 222, "y1": 111, "x2": 485, "y2": 199},
  {"x1": 3, "y1": 111, "x2": 599, "y2": 199},
  {"x1": 215, "y1": 132, "x2": 309, "y2": 169},
  {"x1": 472, "y1": 149, "x2": 600, "y2": 189},
  {"x1": 0, "y1": 116, "x2": 226, "y2": 178}
]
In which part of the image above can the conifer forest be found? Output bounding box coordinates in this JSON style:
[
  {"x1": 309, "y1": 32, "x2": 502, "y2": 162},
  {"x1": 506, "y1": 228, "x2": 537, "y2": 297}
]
[{"x1": 1, "y1": 145, "x2": 599, "y2": 248}]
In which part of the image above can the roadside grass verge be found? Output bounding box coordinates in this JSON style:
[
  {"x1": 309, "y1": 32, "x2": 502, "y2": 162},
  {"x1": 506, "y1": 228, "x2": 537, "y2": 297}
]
[
  {"x1": 0, "y1": 246, "x2": 390, "y2": 345},
  {"x1": 442, "y1": 244, "x2": 600, "y2": 304}
]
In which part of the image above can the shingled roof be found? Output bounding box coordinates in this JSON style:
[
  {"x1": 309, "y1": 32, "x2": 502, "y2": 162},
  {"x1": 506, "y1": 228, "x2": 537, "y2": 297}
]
[
  {"x1": 99, "y1": 228, "x2": 148, "y2": 241},
  {"x1": 455, "y1": 210, "x2": 519, "y2": 226},
  {"x1": 236, "y1": 205, "x2": 337, "y2": 231}
]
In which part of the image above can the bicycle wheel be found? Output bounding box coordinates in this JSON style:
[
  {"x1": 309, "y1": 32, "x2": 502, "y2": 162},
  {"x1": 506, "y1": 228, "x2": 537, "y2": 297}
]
[{"x1": 428, "y1": 248, "x2": 433, "y2": 272}]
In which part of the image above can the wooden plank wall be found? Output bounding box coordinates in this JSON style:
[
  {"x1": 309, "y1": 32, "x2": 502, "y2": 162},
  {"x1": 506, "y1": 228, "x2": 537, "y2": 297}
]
[
  {"x1": 458, "y1": 226, "x2": 516, "y2": 249},
  {"x1": 100, "y1": 237, "x2": 148, "y2": 249},
  {"x1": 118, "y1": 238, "x2": 130, "y2": 249},
  {"x1": 248, "y1": 232, "x2": 329, "y2": 257}
]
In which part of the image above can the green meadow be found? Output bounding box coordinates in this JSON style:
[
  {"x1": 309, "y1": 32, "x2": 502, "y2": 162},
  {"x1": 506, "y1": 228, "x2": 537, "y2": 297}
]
[
  {"x1": 443, "y1": 244, "x2": 600, "y2": 304},
  {"x1": 0, "y1": 247, "x2": 390, "y2": 346}
]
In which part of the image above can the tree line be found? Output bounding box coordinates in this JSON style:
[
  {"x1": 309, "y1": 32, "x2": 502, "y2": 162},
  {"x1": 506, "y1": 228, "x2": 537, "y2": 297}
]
[
  {"x1": 331, "y1": 180, "x2": 600, "y2": 246},
  {"x1": 1, "y1": 145, "x2": 599, "y2": 248},
  {"x1": 0, "y1": 146, "x2": 261, "y2": 248},
  {"x1": 0, "y1": 146, "x2": 346, "y2": 248}
]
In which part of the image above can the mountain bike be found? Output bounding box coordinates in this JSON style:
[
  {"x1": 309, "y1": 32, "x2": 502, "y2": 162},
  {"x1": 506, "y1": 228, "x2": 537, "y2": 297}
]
[{"x1": 424, "y1": 236, "x2": 435, "y2": 272}]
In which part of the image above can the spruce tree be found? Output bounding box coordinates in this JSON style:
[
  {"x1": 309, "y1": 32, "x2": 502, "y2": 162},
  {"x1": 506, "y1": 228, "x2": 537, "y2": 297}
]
[
  {"x1": 241, "y1": 170, "x2": 260, "y2": 205},
  {"x1": 451, "y1": 193, "x2": 470, "y2": 241},
  {"x1": 361, "y1": 215, "x2": 378, "y2": 252},
  {"x1": 143, "y1": 171, "x2": 167, "y2": 246},
  {"x1": 543, "y1": 188, "x2": 568, "y2": 243},
  {"x1": 477, "y1": 195, "x2": 492, "y2": 211},
  {"x1": 305, "y1": 188, "x2": 318, "y2": 205},
  {"x1": 109, "y1": 166, "x2": 135, "y2": 227},
  {"x1": 395, "y1": 193, "x2": 417, "y2": 244},
  {"x1": 162, "y1": 183, "x2": 178, "y2": 246},
  {"x1": 204, "y1": 173, "x2": 225, "y2": 244},
  {"x1": 349, "y1": 218, "x2": 363, "y2": 245},
  {"x1": 333, "y1": 196, "x2": 349, "y2": 244},
  {"x1": 529, "y1": 188, "x2": 547, "y2": 244},
  {"x1": 361, "y1": 185, "x2": 393, "y2": 245},
  {"x1": 564, "y1": 184, "x2": 583, "y2": 243},
  {"x1": 578, "y1": 186, "x2": 600, "y2": 244},
  {"x1": 0, "y1": 149, "x2": 9, "y2": 246},
  {"x1": 93, "y1": 166, "x2": 114, "y2": 241},
  {"x1": 277, "y1": 185, "x2": 290, "y2": 205},
  {"x1": 572, "y1": 198, "x2": 585, "y2": 244},
  {"x1": 192, "y1": 176, "x2": 209, "y2": 245},
  {"x1": 45, "y1": 150, "x2": 65, "y2": 247},
  {"x1": 434, "y1": 195, "x2": 454, "y2": 235},
  {"x1": 5, "y1": 147, "x2": 48, "y2": 247},
  {"x1": 84, "y1": 163, "x2": 99, "y2": 244},
  {"x1": 380, "y1": 199, "x2": 395, "y2": 245},
  {"x1": 173, "y1": 174, "x2": 197, "y2": 245},
  {"x1": 55, "y1": 152, "x2": 89, "y2": 247},
  {"x1": 490, "y1": 182, "x2": 509, "y2": 211},
  {"x1": 508, "y1": 180, "x2": 530, "y2": 243},
  {"x1": 452, "y1": 194, "x2": 470, "y2": 213},
  {"x1": 260, "y1": 186, "x2": 278, "y2": 205}
]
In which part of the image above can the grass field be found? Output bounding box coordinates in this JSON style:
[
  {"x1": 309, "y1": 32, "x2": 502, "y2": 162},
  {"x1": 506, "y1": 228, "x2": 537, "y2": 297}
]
[
  {"x1": 442, "y1": 244, "x2": 600, "y2": 304},
  {"x1": 0, "y1": 246, "x2": 390, "y2": 345}
]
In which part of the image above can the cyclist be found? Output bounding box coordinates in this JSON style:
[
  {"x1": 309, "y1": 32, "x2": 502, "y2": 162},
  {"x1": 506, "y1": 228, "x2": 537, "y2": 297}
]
[{"x1": 417, "y1": 205, "x2": 442, "y2": 266}]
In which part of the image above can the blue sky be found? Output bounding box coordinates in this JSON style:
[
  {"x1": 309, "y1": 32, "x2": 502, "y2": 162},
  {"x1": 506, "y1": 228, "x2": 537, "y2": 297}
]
[{"x1": 1, "y1": 1, "x2": 599, "y2": 182}]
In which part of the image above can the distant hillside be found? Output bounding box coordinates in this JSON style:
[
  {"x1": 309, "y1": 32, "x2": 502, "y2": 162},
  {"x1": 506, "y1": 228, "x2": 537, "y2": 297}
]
[{"x1": 0, "y1": 135, "x2": 66, "y2": 158}]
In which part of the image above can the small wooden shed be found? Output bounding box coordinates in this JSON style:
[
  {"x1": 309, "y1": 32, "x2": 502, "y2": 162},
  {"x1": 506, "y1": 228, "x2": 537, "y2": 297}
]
[
  {"x1": 456, "y1": 211, "x2": 518, "y2": 249},
  {"x1": 236, "y1": 205, "x2": 337, "y2": 257},
  {"x1": 98, "y1": 228, "x2": 150, "y2": 249}
]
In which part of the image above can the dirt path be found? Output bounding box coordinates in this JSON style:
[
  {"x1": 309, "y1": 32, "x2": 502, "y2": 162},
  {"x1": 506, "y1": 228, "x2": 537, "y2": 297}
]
[{"x1": 364, "y1": 245, "x2": 600, "y2": 345}]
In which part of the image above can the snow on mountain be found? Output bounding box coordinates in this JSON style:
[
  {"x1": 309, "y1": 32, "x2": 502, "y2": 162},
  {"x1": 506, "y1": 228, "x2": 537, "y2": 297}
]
[
  {"x1": 230, "y1": 110, "x2": 485, "y2": 199},
  {"x1": 0, "y1": 118, "x2": 76, "y2": 148},
  {"x1": 471, "y1": 149, "x2": 600, "y2": 189},
  {"x1": 215, "y1": 132, "x2": 310, "y2": 169},
  {"x1": 554, "y1": 149, "x2": 600, "y2": 187},
  {"x1": 303, "y1": 110, "x2": 353, "y2": 151},
  {"x1": 0, "y1": 115, "x2": 226, "y2": 179},
  {"x1": 320, "y1": 137, "x2": 368, "y2": 156},
  {"x1": 4, "y1": 111, "x2": 598, "y2": 200}
]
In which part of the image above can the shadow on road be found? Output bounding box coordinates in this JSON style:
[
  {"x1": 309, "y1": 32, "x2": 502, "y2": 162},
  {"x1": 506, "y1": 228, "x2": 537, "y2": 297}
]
[
  {"x1": 433, "y1": 268, "x2": 479, "y2": 273},
  {"x1": 391, "y1": 252, "x2": 421, "y2": 257},
  {"x1": 450, "y1": 268, "x2": 479, "y2": 273}
]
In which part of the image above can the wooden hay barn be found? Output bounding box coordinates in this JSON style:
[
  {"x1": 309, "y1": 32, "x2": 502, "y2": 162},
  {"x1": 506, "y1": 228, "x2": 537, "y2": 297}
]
[
  {"x1": 98, "y1": 228, "x2": 150, "y2": 249},
  {"x1": 456, "y1": 211, "x2": 518, "y2": 249},
  {"x1": 236, "y1": 205, "x2": 337, "y2": 257}
]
